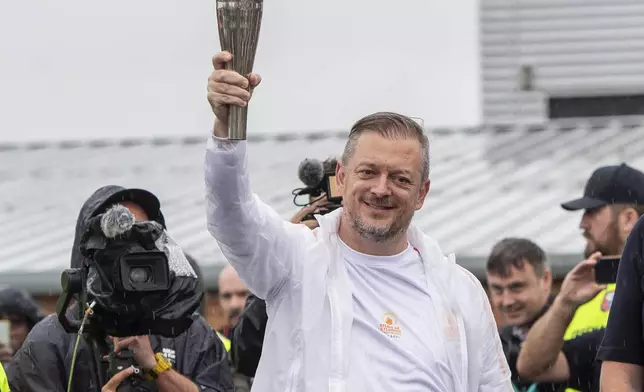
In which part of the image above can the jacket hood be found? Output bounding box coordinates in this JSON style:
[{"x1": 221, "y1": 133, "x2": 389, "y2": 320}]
[
  {"x1": 0, "y1": 287, "x2": 46, "y2": 329},
  {"x1": 71, "y1": 185, "x2": 166, "y2": 269},
  {"x1": 185, "y1": 253, "x2": 207, "y2": 316}
]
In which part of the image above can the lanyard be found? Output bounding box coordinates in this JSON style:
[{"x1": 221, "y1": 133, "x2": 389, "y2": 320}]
[{"x1": 513, "y1": 382, "x2": 539, "y2": 392}]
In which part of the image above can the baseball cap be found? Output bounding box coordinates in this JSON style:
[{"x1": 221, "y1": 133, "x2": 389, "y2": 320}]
[
  {"x1": 97, "y1": 187, "x2": 165, "y2": 227},
  {"x1": 561, "y1": 163, "x2": 644, "y2": 211}
]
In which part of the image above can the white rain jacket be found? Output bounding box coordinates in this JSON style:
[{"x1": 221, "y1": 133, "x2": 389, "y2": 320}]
[{"x1": 205, "y1": 137, "x2": 512, "y2": 392}]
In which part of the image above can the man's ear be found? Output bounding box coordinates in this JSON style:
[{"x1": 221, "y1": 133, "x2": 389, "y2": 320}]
[
  {"x1": 620, "y1": 207, "x2": 640, "y2": 234},
  {"x1": 414, "y1": 179, "x2": 431, "y2": 210},
  {"x1": 542, "y1": 268, "x2": 553, "y2": 289},
  {"x1": 336, "y1": 162, "x2": 346, "y2": 194}
]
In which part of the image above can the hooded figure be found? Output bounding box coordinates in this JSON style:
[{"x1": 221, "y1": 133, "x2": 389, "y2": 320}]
[
  {"x1": 5, "y1": 185, "x2": 234, "y2": 392},
  {"x1": 0, "y1": 287, "x2": 46, "y2": 357}
]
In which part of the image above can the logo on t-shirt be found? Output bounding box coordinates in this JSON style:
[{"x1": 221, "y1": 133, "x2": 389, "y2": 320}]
[
  {"x1": 378, "y1": 312, "x2": 402, "y2": 339},
  {"x1": 162, "y1": 348, "x2": 176, "y2": 365}
]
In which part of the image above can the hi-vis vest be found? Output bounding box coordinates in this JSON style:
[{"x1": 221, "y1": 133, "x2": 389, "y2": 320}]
[
  {"x1": 0, "y1": 362, "x2": 9, "y2": 392},
  {"x1": 217, "y1": 331, "x2": 232, "y2": 352},
  {"x1": 562, "y1": 283, "x2": 616, "y2": 392}
]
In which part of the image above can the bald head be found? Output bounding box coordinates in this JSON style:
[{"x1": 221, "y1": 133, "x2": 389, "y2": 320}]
[{"x1": 218, "y1": 265, "x2": 250, "y2": 327}]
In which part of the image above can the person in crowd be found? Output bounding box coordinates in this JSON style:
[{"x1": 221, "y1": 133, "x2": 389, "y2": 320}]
[
  {"x1": 597, "y1": 216, "x2": 644, "y2": 390},
  {"x1": 5, "y1": 185, "x2": 234, "y2": 392},
  {"x1": 487, "y1": 238, "x2": 553, "y2": 329},
  {"x1": 515, "y1": 163, "x2": 644, "y2": 392},
  {"x1": 486, "y1": 238, "x2": 570, "y2": 391},
  {"x1": 560, "y1": 164, "x2": 644, "y2": 341},
  {"x1": 216, "y1": 264, "x2": 253, "y2": 392},
  {"x1": 217, "y1": 265, "x2": 250, "y2": 339},
  {"x1": 204, "y1": 50, "x2": 511, "y2": 391},
  {"x1": 0, "y1": 286, "x2": 46, "y2": 363}
]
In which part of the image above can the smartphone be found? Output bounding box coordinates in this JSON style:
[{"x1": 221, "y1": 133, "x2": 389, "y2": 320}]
[
  {"x1": 595, "y1": 256, "x2": 621, "y2": 284},
  {"x1": 0, "y1": 320, "x2": 10, "y2": 347}
]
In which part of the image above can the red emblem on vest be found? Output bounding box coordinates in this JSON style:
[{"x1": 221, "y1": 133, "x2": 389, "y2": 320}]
[{"x1": 601, "y1": 291, "x2": 615, "y2": 312}]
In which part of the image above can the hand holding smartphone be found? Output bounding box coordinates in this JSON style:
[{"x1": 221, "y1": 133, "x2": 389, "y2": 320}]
[{"x1": 595, "y1": 256, "x2": 621, "y2": 284}]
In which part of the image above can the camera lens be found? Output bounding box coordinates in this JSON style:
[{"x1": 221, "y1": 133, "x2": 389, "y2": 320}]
[{"x1": 129, "y1": 267, "x2": 150, "y2": 283}]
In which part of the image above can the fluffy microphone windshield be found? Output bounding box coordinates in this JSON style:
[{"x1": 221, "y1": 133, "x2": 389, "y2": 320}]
[
  {"x1": 298, "y1": 159, "x2": 325, "y2": 188},
  {"x1": 100, "y1": 204, "x2": 135, "y2": 238}
]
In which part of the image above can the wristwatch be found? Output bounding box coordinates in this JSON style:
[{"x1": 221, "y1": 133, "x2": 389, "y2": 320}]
[{"x1": 145, "y1": 352, "x2": 172, "y2": 380}]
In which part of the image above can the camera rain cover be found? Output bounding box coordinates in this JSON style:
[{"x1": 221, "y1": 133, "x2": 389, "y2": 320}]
[{"x1": 80, "y1": 205, "x2": 203, "y2": 338}]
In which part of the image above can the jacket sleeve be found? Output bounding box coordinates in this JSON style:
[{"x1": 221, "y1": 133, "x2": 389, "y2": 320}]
[
  {"x1": 183, "y1": 317, "x2": 235, "y2": 392},
  {"x1": 597, "y1": 216, "x2": 644, "y2": 365},
  {"x1": 5, "y1": 334, "x2": 66, "y2": 392},
  {"x1": 475, "y1": 283, "x2": 513, "y2": 391},
  {"x1": 205, "y1": 137, "x2": 309, "y2": 299}
]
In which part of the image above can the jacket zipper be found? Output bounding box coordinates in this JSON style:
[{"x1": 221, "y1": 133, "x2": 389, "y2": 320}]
[{"x1": 328, "y1": 275, "x2": 344, "y2": 392}]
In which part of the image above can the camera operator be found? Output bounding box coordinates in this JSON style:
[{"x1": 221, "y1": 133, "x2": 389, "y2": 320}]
[{"x1": 6, "y1": 185, "x2": 234, "y2": 392}]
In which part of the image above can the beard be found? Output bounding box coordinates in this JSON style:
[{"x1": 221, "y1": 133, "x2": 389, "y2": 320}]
[
  {"x1": 227, "y1": 307, "x2": 243, "y2": 326},
  {"x1": 583, "y1": 221, "x2": 623, "y2": 258},
  {"x1": 347, "y1": 197, "x2": 413, "y2": 243}
]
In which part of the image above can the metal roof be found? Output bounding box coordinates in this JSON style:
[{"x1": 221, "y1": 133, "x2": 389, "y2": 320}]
[{"x1": 2, "y1": 118, "x2": 644, "y2": 294}]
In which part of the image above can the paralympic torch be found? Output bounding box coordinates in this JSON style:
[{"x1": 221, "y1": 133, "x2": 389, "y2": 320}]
[{"x1": 216, "y1": 0, "x2": 263, "y2": 140}]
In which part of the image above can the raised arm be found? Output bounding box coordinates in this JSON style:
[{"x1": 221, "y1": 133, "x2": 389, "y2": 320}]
[
  {"x1": 205, "y1": 51, "x2": 309, "y2": 299},
  {"x1": 516, "y1": 255, "x2": 605, "y2": 383}
]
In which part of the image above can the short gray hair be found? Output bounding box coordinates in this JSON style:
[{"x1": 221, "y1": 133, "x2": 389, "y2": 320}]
[{"x1": 341, "y1": 112, "x2": 430, "y2": 181}]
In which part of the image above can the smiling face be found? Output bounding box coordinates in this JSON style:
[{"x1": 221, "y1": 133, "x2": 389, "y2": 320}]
[
  {"x1": 487, "y1": 263, "x2": 551, "y2": 326},
  {"x1": 336, "y1": 131, "x2": 430, "y2": 243}
]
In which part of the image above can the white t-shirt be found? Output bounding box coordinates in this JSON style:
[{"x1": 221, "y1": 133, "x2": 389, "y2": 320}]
[{"x1": 342, "y1": 240, "x2": 454, "y2": 392}]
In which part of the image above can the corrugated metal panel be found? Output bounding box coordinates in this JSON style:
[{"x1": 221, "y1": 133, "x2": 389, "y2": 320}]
[
  {"x1": 1, "y1": 121, "x2": 644, "y2": 293},
  {"x1": 481, "y1": 0, "x2": 644, "y2": 123}
]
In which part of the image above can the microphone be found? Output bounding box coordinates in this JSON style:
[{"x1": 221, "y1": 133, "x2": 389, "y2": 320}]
[
  {"x1": 100, "y1": 204, "x2": 135, "y2": 238},
  {"x1": 298, "y1": 159, "x2": 325, "y2": 188}
]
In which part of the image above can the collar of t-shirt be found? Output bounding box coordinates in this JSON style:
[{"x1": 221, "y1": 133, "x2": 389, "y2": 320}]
[{"x1": 337, "y1": 238, "x2": 419, "y2": 267}]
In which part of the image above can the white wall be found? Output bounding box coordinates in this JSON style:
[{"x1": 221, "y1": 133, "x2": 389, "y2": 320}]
[
  {"x1": 0, "y1": 0, "x2": 479, "y2": 142},
  {"x1": 481, "y1": 0, "x2": 644, "y2": 124}
]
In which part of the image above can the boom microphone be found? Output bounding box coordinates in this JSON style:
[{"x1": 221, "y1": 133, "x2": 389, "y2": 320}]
[
  {"x1": 298, "y1": 159, "x2": 325, "y2": 188},
  {"x1": 100, "y1": 204, "x2": 135, "y2": 238}
]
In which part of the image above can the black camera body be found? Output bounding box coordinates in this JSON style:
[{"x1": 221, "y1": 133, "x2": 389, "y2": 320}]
[
  {"x1": 311, "y1": 172, "x2": 343, "y2": 205},
  {"x1": 105, "y1": 349, "x2": 141, "y2": 382},
  {"x1": 294, "y1": 157, "x2": 343, "y2": 220},
  {"x1": 57, "y1": 204, "x2": 201, "y2": 339},
  {"x1": 116, "y1": 251, "x2": 170, "y2": 293}
]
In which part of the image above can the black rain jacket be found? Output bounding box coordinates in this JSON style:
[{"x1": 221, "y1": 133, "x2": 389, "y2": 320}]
[{"x1": 5, "y1": 185, "x2": 234, "y2": 392}]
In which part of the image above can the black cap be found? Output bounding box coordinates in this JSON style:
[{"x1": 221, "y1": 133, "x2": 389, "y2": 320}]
[
  {"x1": 561, "y1": 163, "x2": 644, "y2": 211},
  {"x1": 97, "y1": 188, "x2": 164, "y2": 226}
]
